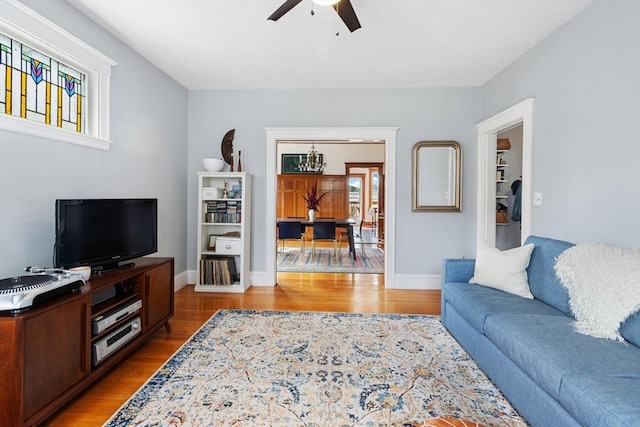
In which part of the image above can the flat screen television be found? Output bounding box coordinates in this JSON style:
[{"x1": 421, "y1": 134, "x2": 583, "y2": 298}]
[{"x1": 55, "y1": 198, "x2": 158, "y2": 273}]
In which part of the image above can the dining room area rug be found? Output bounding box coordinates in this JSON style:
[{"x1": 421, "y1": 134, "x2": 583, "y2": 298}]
[
  {"x1": 105, "y1": 310, "x2": 526, "y2": 427},
  {"x1": 278, "y1": 227, "x2": 384, "y2": 274},
  {"x1": 277, "y1": 245, "x2": 384, "y2": 274}
]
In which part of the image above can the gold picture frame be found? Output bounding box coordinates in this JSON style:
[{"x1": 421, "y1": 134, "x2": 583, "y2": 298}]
[{"x1": 208, "y1": 235, "x2": 217, "y2": 250}]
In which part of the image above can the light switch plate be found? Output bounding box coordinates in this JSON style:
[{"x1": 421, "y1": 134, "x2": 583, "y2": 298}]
[{"x1": 533, "y1": 192, "x2": 542, "y2": 206}]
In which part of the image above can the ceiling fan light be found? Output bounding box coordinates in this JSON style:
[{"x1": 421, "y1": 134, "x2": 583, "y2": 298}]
[{"x1": 313, "y1": 0, "x2": 340, "y2": 6}]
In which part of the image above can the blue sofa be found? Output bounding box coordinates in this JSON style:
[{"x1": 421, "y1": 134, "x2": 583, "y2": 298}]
[{"x1": 441, "y1": 236, "x2": 640, "y2": 427}]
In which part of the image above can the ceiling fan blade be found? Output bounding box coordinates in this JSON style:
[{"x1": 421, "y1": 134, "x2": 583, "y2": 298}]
[
  {"x1": 268, "y1": 0, "x2": 303, "y2": 21},
  {"x1": 333, "y1": 0, "x2": 361, "y2": 32}
]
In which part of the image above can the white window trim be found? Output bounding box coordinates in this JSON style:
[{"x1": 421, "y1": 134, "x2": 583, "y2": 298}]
[{"x1": 0, "y1": 0, "x2": 116, "y2": 150}]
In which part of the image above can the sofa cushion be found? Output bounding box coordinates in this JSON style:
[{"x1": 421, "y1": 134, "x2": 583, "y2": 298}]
[
  {"x1": 442, "y1": 281, "x2": 565, "y2": 334},
  {"x1": 483, "y1": 313, "x2": 640, "y2": 400},
  {"x1": 620, "y1": 310, "x2": 640, "y2": 347},
  {"x1": 559, "y1": 374, "x2": 640, "y2": 427},
  {"x1": 524, "y1": 235, "x2": 574, "y2": 316},
  {"x1": 470, "y1": 240, "x2": 535, "y2": 299}
]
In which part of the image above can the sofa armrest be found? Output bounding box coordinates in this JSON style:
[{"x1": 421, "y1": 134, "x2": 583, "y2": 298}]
[{"x1": 441, "y1": 258, "x2": 475, "y2": 285}]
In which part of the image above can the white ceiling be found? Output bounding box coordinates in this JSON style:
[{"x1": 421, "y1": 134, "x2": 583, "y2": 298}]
[{"x1": 68, "y1": 0, "x2": 592, "y2": 90}]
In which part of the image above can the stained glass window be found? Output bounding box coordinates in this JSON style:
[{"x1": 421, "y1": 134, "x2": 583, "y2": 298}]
[
  {"x1": 1, "y1": 32, "x2": 85, "y2": 133},
  {"x1": 1, "y1": 1, "x2": 115, "y2": 150}
]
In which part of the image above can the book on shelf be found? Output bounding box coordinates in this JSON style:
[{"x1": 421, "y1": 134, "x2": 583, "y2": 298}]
[
  {"x1": 199, "y1": 255, "x2": 238, "y2": 286},
  {"x1": 203, "y1": 200, "x2": 242, "y2": 223}
]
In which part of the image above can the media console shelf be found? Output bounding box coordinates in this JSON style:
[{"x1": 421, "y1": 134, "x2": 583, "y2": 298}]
[{"x1": 0, "y1": 257, "x2": 174, "y2": 427}]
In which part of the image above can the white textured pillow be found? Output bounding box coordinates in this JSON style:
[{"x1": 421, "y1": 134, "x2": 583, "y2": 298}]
[
  {"x1": 555, "y1": 242, "x2": 640, "y2": 341},
  {"x1": 469, "y1": 240, "x2": 535, "y2": 299}
]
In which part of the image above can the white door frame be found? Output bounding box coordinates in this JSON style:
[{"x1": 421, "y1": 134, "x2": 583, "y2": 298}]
[
  {"x1": 476, "y1": 99, "x2": 534, "y2": 246},
  {"x1": 265, "y1": 127, "x2": 398, "y2": 288}
]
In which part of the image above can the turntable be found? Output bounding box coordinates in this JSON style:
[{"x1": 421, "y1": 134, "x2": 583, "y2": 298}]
[{"x1": 0, "y1": 272, "x2": 85, "y2": 314}]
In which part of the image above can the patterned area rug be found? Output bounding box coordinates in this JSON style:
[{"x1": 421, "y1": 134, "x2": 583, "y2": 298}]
[
  {"x1": 277, "y1": 246, "x2": 384, "y2": 273},
  {"x1": 105, "y1": 310, "x2": 526, "y2": 427}
]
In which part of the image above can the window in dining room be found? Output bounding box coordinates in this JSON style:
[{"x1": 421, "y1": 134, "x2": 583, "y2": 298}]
[
  {"x1": 370, "y1": 170, "x2": 379, "y2": 207},
  {"x1": 348, "y1": 176, "x2": 363, "y2": 218}
]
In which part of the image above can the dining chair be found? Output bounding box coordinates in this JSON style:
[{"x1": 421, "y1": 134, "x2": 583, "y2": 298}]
[
  {"x1": 338, "y1": 216, "x2": 364, "y2": 251},
  {"x1": 277, "y1": 221, "x2": 305, "y2": 254},
  {"x1": 311, "y1": 221, "x2": 338, "y2": 260},
  {"x1": 368, "y1": 206, "x2": 378, "y2": 235},
  {"x1": 338, "y1": 207, "x2": 363, "y2": 251}
]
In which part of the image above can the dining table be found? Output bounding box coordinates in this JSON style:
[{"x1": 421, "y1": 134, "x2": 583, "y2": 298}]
[{"x1": 276, "y1": 218, "x2": 357, "y2": 260}]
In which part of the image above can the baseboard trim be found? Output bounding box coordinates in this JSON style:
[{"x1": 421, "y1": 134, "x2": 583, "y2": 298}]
[
  {"x1": 174, "y1": 270, "x2": 189, "y2": 291},
  {"x1": 388, "y1": 274, "x2": 442, "y2": 290},
  {"x1": 249, "y1": 271, "x2": 272, "y2": 286}
]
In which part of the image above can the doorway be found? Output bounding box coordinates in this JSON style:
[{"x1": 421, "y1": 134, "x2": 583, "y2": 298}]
[
  {"x1": 496, "y1": 126, "x2": 523, "y2": 250},
  {"x1": 273, "y1": 148, "x2": 385, "y2": 274},
  {"x1": 476, "y1": 99, "x2": 534, "y2": 248},
  {"x1": 345, "y1": 162, "x2": 384, "y2": 250},
  {"x1": 265, "y1": 127, "x2": 398, "y2": 288}
]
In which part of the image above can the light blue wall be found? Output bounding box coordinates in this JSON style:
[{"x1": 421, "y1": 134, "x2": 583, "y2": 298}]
[
  {"x1": 481, "y1": 0, "x2": 640, "y2": 247},
  {"x1": 188, "y1": 88, "x2": 482, "y2": 274},
  {"x1": 0, "y1": 0, "x2": 189, "y2": 277},
  {"x1": 2, "y1": 0, "x2": 636, "y2": 282}
]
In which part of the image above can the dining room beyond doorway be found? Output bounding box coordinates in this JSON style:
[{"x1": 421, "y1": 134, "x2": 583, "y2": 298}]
[{"x1": 275, "y1": 141, "x2": 385, "y2": 274}]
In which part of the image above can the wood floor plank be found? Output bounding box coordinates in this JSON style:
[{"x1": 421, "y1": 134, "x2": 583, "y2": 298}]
[{"x1": 43, "y1": 273, "x2": 441, "y2": 426}]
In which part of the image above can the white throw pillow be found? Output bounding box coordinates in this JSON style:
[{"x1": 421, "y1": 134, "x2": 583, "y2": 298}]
[
  {"x1": 469, "y1": 240, "x2": 535, "y2": 299},
  {"x1": 555, "y1": 242, "x2": 640, "y2": 341}
]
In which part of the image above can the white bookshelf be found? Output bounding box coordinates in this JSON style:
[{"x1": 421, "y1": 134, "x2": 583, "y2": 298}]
[
  {"x1": 195, "y1": 172, "x2": 251, "y2": 293},
  {"x1": 496, "y1": 150, "x2": 509, "y2": 225}
]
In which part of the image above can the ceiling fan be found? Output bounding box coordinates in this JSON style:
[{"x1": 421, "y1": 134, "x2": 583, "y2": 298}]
[{"x1": 268, "y1": 0, "x2": 362, "y2": 33}]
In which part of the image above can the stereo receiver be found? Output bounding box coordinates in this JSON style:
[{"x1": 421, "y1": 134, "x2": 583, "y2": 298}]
[
  {"x1": 92, "y1": 299, "x2": 142, "y2": 334},
  {"x1": 92, "y1": 317, "x2": 141, "y2": 366}
]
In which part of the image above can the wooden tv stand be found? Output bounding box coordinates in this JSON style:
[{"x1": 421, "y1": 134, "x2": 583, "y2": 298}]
[{"x1": 0, "y1": 257, "x2": 174, "y2": 427}]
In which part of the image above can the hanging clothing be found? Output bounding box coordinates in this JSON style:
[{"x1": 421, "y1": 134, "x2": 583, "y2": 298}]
[
  {"x1": 511, "y1": 178, "x2": 522, "y2": 196},
  {"x1": 511, "y1": 182, "x2": 522, "y2": 222}
]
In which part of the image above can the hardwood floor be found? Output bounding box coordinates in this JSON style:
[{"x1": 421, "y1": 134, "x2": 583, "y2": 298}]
[{"x1": 44, "y1": 272, "x2": 441, "y2": 426}]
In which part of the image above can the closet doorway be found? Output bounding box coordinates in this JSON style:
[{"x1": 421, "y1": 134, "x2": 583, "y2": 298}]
[
  {"x1": 496, "y1": 126, "x2": 524, "y2": 250},
  {"x1": 476, "y1": 99, "x2": 533, "y2": 248}
]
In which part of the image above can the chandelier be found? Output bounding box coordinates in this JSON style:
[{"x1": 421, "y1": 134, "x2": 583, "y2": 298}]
[{"x1": 297, "y1": 143, "x2": 326, "y2": 173}]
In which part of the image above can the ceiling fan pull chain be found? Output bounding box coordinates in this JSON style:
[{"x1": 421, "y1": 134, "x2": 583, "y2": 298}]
[{"x1": 310, "y1": 0, "x2": 315, "y2": 16}]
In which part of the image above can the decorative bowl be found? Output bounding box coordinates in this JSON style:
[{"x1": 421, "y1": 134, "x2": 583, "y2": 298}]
[
  {"x1": 203, "y1": 158, "x2": 225, "y2": 172},
  {"x1": 69, "y1": 266, "x2": 91, "y2": 281}
]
